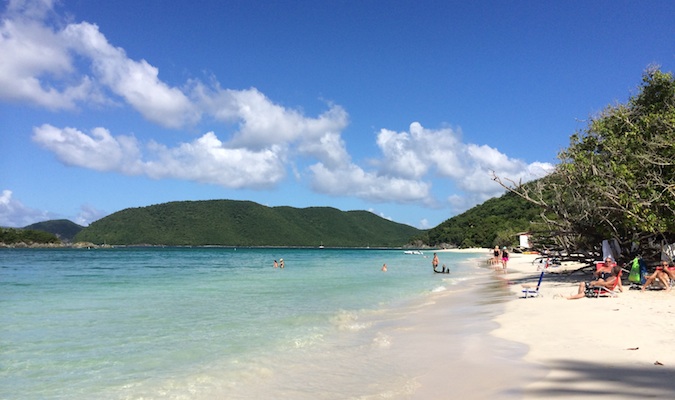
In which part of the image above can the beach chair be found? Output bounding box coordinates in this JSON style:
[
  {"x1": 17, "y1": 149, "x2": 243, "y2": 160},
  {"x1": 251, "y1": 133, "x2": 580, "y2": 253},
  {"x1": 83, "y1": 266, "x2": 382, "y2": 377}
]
[
  {"x1": 521, "y1": 271, "x2": 544, "y2": 298},
  {"x1": 586, "y1": 270, "x2": 622, "y2": 298}
]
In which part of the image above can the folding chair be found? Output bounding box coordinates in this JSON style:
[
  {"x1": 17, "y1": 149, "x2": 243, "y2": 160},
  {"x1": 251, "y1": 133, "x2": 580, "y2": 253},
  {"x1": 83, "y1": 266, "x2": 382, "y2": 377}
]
[{"x1": 521, "y1": 270, "x2": 544, "y2": 298}]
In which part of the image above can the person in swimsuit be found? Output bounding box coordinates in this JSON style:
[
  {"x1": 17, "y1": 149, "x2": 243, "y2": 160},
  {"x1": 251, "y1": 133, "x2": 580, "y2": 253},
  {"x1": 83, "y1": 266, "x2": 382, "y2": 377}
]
[
  {"x1": 642, "y1": 260, "x2": 671, "y2": 291},
  {"x1": 596, "y1": 257, "x2": 623, "y2": 292},
  {"x1": 501, "y1": 247, "x2": 509, "y2": 271},
  {"x1": 567, "y1": 265, "x2": 621, "y2": 299},
  {"x1": 432, "y1": 253, "x2": 439, "y2": 270},
  {"x1": 662, "y1": 260, "x2": 675, "y2": 282},
  {"x1": 493, "y1": 246, "x2": 501, "y2": 265},
  {"x1": 598, "y1": 270, "x2": 613, "y2": 280}
]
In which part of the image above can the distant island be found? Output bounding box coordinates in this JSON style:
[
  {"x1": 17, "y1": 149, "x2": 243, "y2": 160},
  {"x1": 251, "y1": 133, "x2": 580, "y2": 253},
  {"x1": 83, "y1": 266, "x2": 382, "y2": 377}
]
[{"x1": 71, "y1": 200, "x2": 421, "y2": 248}]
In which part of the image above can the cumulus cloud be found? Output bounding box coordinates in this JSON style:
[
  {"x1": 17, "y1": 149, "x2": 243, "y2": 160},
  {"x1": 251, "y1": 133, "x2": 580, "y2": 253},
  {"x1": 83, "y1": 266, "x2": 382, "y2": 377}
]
[
  {"x1": 74, "y1": 204, "x2": 107, "y2": 226},
  {"x1": 3, "y1": 1, "x2": 556, "y2": 219},
  {"x1": 309, "y1": 163, "x2": 433, "y2": 204},
  {"x1": 0, "y1": 2, "x2": 195, "y2": 126},
  {"x1": 62, "y1": 22, "x2": 199, "y2": 128},
  {"x1": 308, "y1": 122, "x2": 553, "y2": 209},
  {"x1": 144, "y1": 132, "x2": 286, "y2": 188},
  {"x1": 32, "y1": 124, "x2": 143, "y2": 173},
  {"x1": 0, "y1": 189, "x2": 54, "y2": 227},
  {"x1": 32, "y1": 125, "x2": 287, "y2": 189},
  {"x1": 0, "y1": 7, "x2": 95, "y2": 109},
  {"x1": 0, "y1": 189, "x2": 106, "y2": 227}
]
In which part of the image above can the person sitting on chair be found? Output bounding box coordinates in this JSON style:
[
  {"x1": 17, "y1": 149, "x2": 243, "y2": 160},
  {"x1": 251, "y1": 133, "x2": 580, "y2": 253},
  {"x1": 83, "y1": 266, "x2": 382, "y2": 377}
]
[
  {"x1": 641, "y1": 261, "x2": 671, "y2": 292},
  {"x1": 567, "y1": 265, "x2": 621, "y2": 300},
  {"x1": 662, "y1": 260, "x2": 675, "y2": 283},
  {"x1": 596, "y1": 257, "x2": 623, "y2": 292}
]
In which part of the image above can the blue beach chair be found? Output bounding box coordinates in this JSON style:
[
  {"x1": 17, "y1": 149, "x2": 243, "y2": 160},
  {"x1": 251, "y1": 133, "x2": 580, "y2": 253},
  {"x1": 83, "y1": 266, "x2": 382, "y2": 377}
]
[{"x1": 521, "y1": 271, "x2": 544, "y2": 298}]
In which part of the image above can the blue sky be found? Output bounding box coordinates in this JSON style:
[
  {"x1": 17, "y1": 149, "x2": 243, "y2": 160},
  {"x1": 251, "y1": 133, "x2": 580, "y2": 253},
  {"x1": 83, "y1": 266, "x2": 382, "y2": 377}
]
[{"x1": 1, "y1": 0, "x2": 673, "y2": 229}]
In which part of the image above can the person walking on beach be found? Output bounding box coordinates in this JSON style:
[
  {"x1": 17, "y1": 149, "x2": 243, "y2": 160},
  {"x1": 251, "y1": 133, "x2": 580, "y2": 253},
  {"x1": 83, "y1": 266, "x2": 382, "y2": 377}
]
[
  {"x1": 501, "y1": 247, "x2": 509, "y2": 271},
  {"x1": 493, "y1": 246, "x2": 501, "y2": 265}
]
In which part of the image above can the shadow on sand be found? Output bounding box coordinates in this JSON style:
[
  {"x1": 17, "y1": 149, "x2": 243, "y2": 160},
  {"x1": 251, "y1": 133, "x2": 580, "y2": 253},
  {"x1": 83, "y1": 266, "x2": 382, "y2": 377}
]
[{"x1": 528, "y1": 359, "x2": 675, "y2": 398}]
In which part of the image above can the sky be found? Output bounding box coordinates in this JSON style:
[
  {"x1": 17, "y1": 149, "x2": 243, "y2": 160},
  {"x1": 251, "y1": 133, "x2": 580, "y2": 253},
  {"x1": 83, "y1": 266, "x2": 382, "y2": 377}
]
[{"x1": 1, "y1": 0, "x2": 674, "y2": 230}]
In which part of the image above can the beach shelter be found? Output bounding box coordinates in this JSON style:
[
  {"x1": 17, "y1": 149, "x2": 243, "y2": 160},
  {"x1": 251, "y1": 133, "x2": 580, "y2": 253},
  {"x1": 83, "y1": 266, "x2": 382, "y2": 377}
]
[{"x1": 518, "y1": 232, "x2": 531, "y2": 249}]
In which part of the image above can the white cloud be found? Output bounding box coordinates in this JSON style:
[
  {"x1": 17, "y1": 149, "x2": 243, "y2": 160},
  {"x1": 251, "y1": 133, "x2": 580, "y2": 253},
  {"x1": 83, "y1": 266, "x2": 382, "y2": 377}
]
[
  {"x1": 192, "y1": 84, "x2": 350, "y2": 164},
  {"x1": 62, "y1": 21, "x2": 198, "y2": 128},
  {"x1": 32, "y1": 125, "x2": 287, "y2": 189},
  {"x1": 0, "y1": 11, "x2": 95, "y2": 109},
  {"x1": 144, "y1": 132, "x2": 286, "y2": 188},
  {"x1": 0, "y1": 3, "x2": 195, "y2": 127},
  {"x1": 6, "y1": 0, "x2": 55, "y2": 20},
  {"x1": 418, "y1": 218, "x2": 431, "y2": 229},
  {"x1": 0, "y1": 189, "x2": 54, "y2": 227},
  {"x1": 303, "y1": 121, "x2": 554, "y2": 208},
  {"x1": 376, "y1": 122, "x2": 553, "y2": 204},
  {"x1": 32, "y1": 124, "x2": 143, "y2": 173},
  {"x1": 0, "y1": 189, "x2": 107, "y2": 227},
  {"x1": 2, "y1": 1, "x2": 558, "y2": 223},
  {"x1": 74, "y1": 204, "x2": 107, "y2": 226},
  {"x1": 310, "y1": 163, "x2": 432, "y2": 204},
  {"x1": 368, "y1": 208, "x2": 393, "y2": 221}
]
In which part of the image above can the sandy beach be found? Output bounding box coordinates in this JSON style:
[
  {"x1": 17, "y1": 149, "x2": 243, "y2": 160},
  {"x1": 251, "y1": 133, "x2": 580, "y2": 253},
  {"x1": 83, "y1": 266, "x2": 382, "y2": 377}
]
[{"x1": 476, "y1": 250, "x2": 675, "y2": 399}]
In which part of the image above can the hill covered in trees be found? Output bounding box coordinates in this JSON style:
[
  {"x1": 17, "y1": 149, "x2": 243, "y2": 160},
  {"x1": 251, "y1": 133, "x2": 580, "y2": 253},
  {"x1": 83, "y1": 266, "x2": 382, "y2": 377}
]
[
  {"x1": 0, "y1": 227, "x2": 61, "y2": 246},
  {"x1": 410, "y1": 190, "x2": 542, "y2": 249},
  {"x1": 74, "y1": 200, "x2": 422, "y2": 247},
  {"x1": 24, "y1": 219, "x2": 84, "y2": 242}
]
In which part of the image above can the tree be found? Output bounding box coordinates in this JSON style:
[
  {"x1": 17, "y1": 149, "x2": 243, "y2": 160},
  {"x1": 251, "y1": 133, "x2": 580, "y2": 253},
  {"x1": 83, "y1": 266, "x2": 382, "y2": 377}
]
[{"x1": 495, "y1": 67, "x2": 675, "y2": 260}]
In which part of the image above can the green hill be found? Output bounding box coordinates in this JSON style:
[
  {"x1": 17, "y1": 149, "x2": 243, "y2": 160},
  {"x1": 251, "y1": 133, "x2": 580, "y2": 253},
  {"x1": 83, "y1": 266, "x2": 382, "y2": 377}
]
[
  {"x1": 73, "y1": 200, "x2": 422, "y2": 247},
  {"x1": 24, "y1": 219, "x2": 84, "y2": 242},
  {"x1": 414, "y1": 190, "x2": 543, "y2": 249},
  {"x1": 0, "y1": 227, "x2": 61, "y2": 245}
]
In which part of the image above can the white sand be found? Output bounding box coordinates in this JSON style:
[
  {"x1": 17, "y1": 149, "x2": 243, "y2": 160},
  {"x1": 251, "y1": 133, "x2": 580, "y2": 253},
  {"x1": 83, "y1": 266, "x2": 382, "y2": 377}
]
[{"x1": 491, "y1": 252, "x2": 675, "y2": 399}]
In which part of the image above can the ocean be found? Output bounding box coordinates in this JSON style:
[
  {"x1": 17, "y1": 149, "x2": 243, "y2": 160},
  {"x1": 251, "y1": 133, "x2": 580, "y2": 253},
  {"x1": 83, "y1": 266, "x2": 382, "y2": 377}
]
[{"x1": 1, "y1": 248, "x2": 529, "y2": 399}]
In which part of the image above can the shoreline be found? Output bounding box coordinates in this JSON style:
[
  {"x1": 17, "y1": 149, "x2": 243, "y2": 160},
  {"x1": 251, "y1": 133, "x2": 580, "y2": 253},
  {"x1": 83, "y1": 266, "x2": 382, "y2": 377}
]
[{"x1": 491, "y1": 252, "x2": 675, "y2": 399}]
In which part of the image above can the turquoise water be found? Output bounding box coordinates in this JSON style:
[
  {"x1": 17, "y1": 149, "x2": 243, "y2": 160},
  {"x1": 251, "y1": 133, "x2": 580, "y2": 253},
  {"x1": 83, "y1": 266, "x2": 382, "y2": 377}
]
[{"x1": 1, "y1": 248, "x2": 514, "y2": 399}]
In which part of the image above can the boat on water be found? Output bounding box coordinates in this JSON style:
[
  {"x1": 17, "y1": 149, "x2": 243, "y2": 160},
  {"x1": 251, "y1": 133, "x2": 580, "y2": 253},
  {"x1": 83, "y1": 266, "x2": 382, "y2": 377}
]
[{"x1": 403, "y1": 250, "x2": 423, "y2": 255}]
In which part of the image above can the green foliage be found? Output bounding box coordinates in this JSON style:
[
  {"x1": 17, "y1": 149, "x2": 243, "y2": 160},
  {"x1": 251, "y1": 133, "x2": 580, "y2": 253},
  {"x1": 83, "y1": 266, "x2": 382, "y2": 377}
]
[
  {"x1": 73, "y1": 200, "x2": 421, "y2": 247},
  {"x1": 0, "y1": 227, "x2": 60, "y2": 244},
  {"x1": 418, "y1": 191, "x2": 542, "y2": 248},
  {"x1": 494, "y1": 67, "x2": 675, "y2": 257},
  {"x1": 551, "y1": 67, "x2": 675, "y2": 249},
  {"x1": 23, "y1": 219, "x2": 84, "y2": 241}
]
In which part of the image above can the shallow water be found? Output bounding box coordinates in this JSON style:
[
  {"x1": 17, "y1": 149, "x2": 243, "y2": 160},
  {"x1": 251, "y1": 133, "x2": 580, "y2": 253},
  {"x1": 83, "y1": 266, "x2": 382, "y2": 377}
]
[{"x1": 0, "y1": 248, "x2": 530, "y2": 399}]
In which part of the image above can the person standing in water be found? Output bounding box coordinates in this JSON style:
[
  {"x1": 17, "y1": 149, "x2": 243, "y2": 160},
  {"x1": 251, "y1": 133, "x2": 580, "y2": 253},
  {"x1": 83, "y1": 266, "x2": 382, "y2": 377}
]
[
  {"x1": 279, "y1": 259, "x2": 285, "y2": 268},
  {"x1": 273, "y1": 260, "x2": 278, "y2": 268},
  {"x1": 381, "y1": 263, "x2": 387, "y2": 272},
  {"x1": 432, "y1": 253, "x2": 439, "y2": 271}
]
